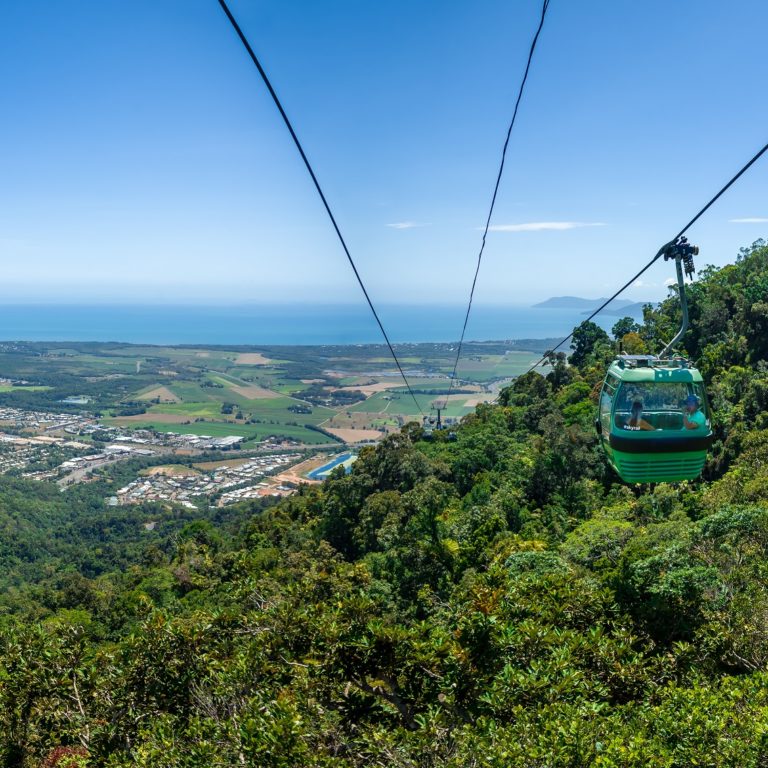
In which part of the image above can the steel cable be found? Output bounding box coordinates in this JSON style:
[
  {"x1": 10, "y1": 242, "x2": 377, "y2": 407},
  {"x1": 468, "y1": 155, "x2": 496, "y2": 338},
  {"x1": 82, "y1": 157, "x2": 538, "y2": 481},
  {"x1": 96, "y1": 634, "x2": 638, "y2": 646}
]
[
  {"x1": 216, "y1": 0, "x2": 424, "y2": 416},
  {"x1": 446, "y1": 0, "x2": 551, "y2": 400},
  {"x1": 522, "y1": 139, "x2": 768, "y2": 375}
]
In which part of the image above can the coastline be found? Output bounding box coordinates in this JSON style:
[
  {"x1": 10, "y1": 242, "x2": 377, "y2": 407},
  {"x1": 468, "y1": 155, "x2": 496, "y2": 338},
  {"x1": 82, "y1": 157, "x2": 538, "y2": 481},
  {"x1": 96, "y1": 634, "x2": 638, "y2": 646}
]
[{"x1": 0, "y1": 303, "x2": 643, "y2": 346}]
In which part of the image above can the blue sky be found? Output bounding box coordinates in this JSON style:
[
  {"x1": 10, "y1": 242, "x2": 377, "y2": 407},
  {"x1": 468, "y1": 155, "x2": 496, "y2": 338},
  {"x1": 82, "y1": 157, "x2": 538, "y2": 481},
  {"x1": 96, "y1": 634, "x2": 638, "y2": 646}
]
[{"x1": 1, "y1": 0, "x2": 766, "y2": 307}]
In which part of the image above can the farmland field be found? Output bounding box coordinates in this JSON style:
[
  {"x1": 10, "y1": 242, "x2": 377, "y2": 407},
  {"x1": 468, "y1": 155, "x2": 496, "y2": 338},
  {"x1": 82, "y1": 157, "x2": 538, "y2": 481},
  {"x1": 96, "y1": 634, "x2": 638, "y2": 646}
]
[
  {"x1": 0, "y1": 340, "x2": 545, "y2": 446},
  {"x1": 133, "y1": 384, "x2": 180, "y2": 402},
  {"x1": 346, "y1": 391, "x2": 475, "y2": 419}
]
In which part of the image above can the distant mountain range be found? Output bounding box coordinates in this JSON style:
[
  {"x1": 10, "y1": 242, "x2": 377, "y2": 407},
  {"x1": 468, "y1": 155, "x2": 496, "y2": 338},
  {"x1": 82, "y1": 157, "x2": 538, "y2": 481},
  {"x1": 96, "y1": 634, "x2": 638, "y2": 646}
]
[{"x1": 532, "y1": 296, "x2": 653, "y2": 316}]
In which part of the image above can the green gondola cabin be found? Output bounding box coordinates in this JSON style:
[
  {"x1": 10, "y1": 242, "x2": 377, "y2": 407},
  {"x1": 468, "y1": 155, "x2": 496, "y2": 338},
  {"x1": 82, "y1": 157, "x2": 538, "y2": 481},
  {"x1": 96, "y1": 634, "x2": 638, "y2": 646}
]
[{"x1": 597, "y1": 355, "x2": 713, "y2": 483}]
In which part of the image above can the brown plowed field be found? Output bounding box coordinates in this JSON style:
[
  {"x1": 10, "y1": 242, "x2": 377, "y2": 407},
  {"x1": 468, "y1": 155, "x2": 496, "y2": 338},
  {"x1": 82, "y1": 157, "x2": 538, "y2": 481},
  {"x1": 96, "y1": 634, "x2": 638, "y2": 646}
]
[
  {"x1": 113, "y1": 413, "x2": 191, "y2": 424},
  {"x1": 235, "y1": 353, "x2": 272, "y2": 365},
  {"x1": 230, "y1": 384, "x2": 281, "y2": 399},
  {"x1": 325, "y1": 427, "x2": 383, "y2": 443},
  {"x1": 136, "y1": 385, "x2": 180, "y2": 403}
]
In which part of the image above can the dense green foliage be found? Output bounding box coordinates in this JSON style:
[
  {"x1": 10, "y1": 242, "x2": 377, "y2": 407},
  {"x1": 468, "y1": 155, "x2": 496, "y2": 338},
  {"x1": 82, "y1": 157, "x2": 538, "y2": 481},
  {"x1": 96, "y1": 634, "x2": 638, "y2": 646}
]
[{"x1": 3, "y1": 242, "x2": 768, "y2": 766}]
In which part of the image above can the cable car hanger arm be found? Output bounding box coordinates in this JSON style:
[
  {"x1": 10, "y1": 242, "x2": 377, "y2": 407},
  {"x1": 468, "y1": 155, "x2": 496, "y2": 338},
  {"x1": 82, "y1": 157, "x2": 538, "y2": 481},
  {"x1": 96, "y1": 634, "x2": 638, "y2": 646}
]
[{"x1": 659, "y1": 238, "x2": 698, "y2": 357}]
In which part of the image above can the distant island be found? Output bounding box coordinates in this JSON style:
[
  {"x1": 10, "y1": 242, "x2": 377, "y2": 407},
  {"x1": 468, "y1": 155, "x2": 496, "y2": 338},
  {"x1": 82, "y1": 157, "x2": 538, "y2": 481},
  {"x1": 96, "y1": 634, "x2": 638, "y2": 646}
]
[
  {"x1": 532, "y1": 296, "x2": 636, "y2": 310},
  {"x1": 594, "y1": 300, "x2": 652, "y2": 317},
  {"x1": 533, "y1": 296, "x2": 653, "y2": 316}
]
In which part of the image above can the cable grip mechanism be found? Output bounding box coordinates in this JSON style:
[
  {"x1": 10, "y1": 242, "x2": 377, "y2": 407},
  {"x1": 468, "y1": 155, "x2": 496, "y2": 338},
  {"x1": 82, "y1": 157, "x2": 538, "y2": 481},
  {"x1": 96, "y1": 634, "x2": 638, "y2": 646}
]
[{"x1": 663, "y1": 236, "x2": 699, "y2": 279}]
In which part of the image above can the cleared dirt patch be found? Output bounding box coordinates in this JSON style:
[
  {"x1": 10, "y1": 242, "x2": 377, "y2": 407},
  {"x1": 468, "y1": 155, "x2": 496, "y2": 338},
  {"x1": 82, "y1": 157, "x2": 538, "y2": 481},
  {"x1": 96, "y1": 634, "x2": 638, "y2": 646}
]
[
  {"x1": 143, "y1": 464, "x2": 200, "y2": 477},
  {"x1": 274, "y1": 455, "x2": 328, "y2": 485},
  {"x1": 324, "y1": 427, "x2": 383, "y2": 443},
  {"x1": 194, "y1": 457, "x2": 252, "y2": 471},
  {"x1": 235, "y1": 352, "x2": 272, "y2": 365},
  {"x1": 230, "y1": 384, "x2": 281, "y2": 400},
  {"x1": 136, "y1": 385, "x2": 180, "y2": 403}
]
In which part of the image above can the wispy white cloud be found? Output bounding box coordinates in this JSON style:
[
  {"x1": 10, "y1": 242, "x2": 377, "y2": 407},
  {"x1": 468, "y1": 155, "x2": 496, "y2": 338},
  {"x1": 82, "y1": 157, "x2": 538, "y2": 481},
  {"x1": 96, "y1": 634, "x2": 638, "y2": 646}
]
[
  {"x1": 387, "y1": 221, "x2": 430, "y2": 230},
  {"x1": 729, "y1": 217, "x2": 768, "y2": 223},
  {"x1": 665, "y1": 276, "x2": 693, "y2": 287},
  {"x1": 633, "y1": 279, "x2": 655, "y2": 288},
  {"x1": 487, "y1": 221, "x2": 606, "y2": 232}
]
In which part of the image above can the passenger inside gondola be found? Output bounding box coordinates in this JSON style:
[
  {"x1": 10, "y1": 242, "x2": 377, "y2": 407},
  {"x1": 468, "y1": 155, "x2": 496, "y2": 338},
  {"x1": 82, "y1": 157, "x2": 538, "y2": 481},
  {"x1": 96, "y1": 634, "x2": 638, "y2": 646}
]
[
  {"x1": 682, "y1": 394, "x2": 706, "y2": 430},
  {"x1": 622, "y1": 400, "x2": 655, "y2": 431},
  {"x1": 613, "y1": 382, "x2": 709, "y2": 432}
]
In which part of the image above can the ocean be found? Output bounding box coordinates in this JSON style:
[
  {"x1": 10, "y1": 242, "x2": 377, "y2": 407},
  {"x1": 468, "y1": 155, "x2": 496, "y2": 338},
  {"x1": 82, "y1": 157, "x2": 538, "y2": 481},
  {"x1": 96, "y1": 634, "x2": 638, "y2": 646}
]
[{"x1": 0, "y1": 304, "x2": 643, "y2": 346}]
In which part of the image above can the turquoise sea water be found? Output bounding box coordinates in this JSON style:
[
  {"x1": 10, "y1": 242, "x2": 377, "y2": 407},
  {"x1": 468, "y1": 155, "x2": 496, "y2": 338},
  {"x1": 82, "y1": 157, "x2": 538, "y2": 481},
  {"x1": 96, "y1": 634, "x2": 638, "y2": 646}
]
[{"x1": 0, "y1": 304, "x2": 643, "y2": 346}]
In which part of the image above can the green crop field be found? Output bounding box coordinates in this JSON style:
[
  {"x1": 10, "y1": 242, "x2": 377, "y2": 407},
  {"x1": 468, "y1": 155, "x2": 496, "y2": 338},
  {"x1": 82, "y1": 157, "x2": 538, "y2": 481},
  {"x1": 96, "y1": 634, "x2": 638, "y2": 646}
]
[
  {"x1": 370, "y1": 417, "x2": 400, "y2": 427},
  {"x1": 165, "y1": 381, "x2": 215, "y2": 402},
  {"x1": 56, "y1": 354, "x2": 143, "y2": 373},
  {"x1": 348, "y1": 391, "x2": 475, "y2": 419},
  {"x1": 149, "y1": 402, "x2": 223, "y2": 418},
  {"x1": 449, "y1": 351, "x2": 540, "y2": 381},
  {"x1": 345, "y1": 392, "x2": 402, "y2": 413}
]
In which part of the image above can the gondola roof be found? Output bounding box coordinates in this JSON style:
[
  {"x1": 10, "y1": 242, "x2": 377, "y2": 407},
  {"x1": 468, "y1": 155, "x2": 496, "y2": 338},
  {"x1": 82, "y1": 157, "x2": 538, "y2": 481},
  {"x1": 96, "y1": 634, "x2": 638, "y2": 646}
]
[{"x1": 607, "y1": 356, "x2": 704, "y2": 384}]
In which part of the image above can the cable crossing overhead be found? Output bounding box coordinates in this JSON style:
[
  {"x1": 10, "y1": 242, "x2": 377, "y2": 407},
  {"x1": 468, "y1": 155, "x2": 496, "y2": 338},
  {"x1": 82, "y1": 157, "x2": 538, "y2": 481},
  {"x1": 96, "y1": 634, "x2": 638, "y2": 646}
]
[
  {"x1": 525, "y1": 138, "x2": 768, "y2": 375},
  {"x1": 446, "y1": 0, "x2": 551, "y2": 400},
  {"x1": 216, "y1": 0, "x2": 424, "y2": 416}
]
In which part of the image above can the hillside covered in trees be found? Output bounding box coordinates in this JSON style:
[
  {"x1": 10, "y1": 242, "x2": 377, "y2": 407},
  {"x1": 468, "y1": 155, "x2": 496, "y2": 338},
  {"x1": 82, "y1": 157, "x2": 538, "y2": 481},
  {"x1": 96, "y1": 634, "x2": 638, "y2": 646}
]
[{"x1": 4, "y1": 241, "x2": 768, "y2": 767}]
